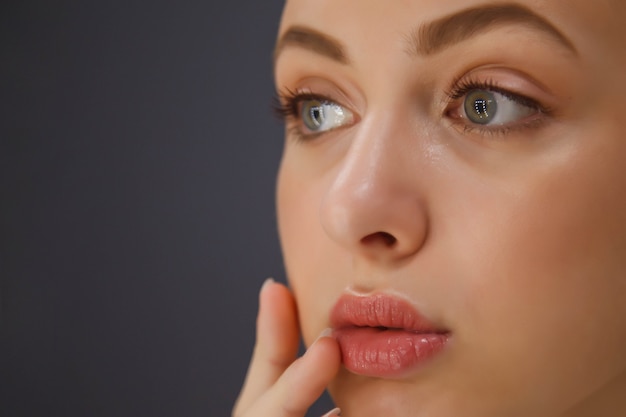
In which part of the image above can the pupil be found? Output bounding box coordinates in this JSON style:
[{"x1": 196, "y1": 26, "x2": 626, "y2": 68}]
[
  {"x1": 474, "y1": 99, "x2": 488, "y2": 115},
  {"x1": 306, "y1": 103, "x2": 324, "y2": 129},
  {"x1": 465, "y1": 91, "x2": 497, "y2": 125},
  {"x1": 311, "y1": 108, "x2": 322, "y2": 123}
]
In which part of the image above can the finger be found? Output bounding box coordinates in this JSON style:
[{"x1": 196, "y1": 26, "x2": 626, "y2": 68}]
[
  {"x1": 321, "y1": 408, "x2": 342, "y2": 417},
  {"x1": 233, "y1": 279, "x2": 301, "y2": 414},
  {"x1": 251, "y1": 331, "x2": 341, "y2": 417}
]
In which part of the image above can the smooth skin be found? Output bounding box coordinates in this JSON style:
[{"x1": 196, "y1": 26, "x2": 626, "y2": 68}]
[{"x1": 234, "y1": 0, "x2": 626, "y2": 416}]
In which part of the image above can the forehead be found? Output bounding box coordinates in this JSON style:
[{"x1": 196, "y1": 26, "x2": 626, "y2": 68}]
[
  {"x1": 278, "y1": 0, "x2": 624, "y2": 64},
  {"x1": 280, "y1": 0, "x2": 616, "y2": 26}
]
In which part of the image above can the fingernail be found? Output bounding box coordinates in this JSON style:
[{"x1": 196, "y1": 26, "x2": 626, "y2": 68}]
[
  {"x1": 322, "y1": 407, "x2": 341, "y2": 417},
  {"x1": 261, "y1": 277, "x2": 275, "y2": 292},
  {"x1": 315, "y1": 327, "x2": 334, "y2": 342}
]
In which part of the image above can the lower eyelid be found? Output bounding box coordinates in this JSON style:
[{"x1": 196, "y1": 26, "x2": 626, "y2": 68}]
[{"x1": 449, "y1": 112, "x2": 549, "y2": 137}]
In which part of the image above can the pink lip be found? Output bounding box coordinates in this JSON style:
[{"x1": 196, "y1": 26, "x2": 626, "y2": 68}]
[{"x1": 330, "y1": 293, "x2": 449, "y2": 378}]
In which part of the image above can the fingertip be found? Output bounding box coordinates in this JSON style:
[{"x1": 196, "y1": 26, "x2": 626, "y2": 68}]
[
  {"x1": 316, "y1": 327, "x2": 333, "y2": 340},
  {"x1": 258, "y1": 279, "x2": 293, "y2": 310},
  {"x1": 302, "y1": 331, "x2": 341, "y2": 377},
  {"x1": 321, "y1": 407, "x2": 342, "y2": 417},
  {"x1": 260, "y1": 277, "x2": 275, "y2": 294},
  {"x1": 257, "y1": 278, "x2": 290, "y2": 319},
  {"x1": 278, "y1": 336, "x2": 341, "y2": 414},
  {"x1": 255, "y1": 278, "x2": 300, "y2": 364}
]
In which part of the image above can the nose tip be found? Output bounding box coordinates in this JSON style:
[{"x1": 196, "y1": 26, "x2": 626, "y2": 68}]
[{"x1": 320, "y1": 184, "x2": 429, "y2": 264}]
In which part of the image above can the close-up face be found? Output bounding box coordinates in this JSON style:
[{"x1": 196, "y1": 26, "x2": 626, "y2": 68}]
[{"x1": 274, "y1": 1, "x2": 626, "y2": 416}]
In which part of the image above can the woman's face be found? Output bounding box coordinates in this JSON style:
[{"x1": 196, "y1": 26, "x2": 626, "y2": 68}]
[{"x1": 274, "y1": 1, "x2": 626, "y2": 416}]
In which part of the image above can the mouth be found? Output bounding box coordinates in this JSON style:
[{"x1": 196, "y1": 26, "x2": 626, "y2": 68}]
[{"x1": 330, "y1": 293, "x2": 450, "y2": 378}]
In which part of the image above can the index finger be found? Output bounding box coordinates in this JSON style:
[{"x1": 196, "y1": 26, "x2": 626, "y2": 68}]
[
  {"x1": 249, "y1": 332, "x2": 341, "y2": 417},
  {"x1": 233, "y1": 279, "x2": 301, "y2": 414}
]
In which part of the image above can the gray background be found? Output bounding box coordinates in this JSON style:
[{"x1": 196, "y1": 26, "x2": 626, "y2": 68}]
[{"x1": 2, "y1": 1, "x2": 333, "y2": 416}]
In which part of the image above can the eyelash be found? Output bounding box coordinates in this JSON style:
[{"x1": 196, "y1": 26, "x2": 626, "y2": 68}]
[
  {"x1": 444, "y1": 77, "x2": 551, "y2": 136},
  {"x1": 272, "y1": 89, "x2": 332, "y2": 142},
  {"x1": 273, "y1": 79, "x2": 551, "y2": 140}
]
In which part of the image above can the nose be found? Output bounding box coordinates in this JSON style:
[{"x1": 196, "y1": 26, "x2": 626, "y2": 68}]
[{"x1": 319, "y1": 113, "x2": 430, "y2": 265}]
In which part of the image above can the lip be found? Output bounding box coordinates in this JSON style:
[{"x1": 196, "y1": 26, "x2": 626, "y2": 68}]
[{"x1": 330, "y1": 293, "x2": 449, "y2": 378}]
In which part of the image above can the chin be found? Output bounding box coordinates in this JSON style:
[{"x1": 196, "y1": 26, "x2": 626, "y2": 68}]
[{"x1": 327, "y1": 370, "x2": 552, "y2": 417}]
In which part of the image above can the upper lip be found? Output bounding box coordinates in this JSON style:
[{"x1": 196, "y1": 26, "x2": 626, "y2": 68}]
[{"x1": 330, "y1": 292, "x2": 447, "y2": 333}]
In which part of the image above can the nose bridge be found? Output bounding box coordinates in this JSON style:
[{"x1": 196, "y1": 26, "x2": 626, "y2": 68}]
[
  {"x1": 320, "y1": 107, "x2": 430, "y2": 262},
  {"x1": 330, "y1": 111, "x2": 407, "y2": 205}
]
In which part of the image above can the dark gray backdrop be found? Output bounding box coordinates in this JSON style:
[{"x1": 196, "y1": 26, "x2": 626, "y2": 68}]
[{"x1": 1, "y1": 1, "x2": 333, "y2": 416}]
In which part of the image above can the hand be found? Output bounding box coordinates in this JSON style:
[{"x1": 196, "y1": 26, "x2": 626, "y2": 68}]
[{"x1": 232, "y1": 279, "x2": 342, "y2": 417}]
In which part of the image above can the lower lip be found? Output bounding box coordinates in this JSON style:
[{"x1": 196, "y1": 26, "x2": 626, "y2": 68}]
[{"x1": 333, "y1": 327, "x2": 449, "y2": 378}]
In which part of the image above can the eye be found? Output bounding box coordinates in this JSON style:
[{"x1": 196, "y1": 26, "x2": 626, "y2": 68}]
[
  {"x1": 462, "y1": 89, "x2": 536, "y2": 126},
  {"x1": 274, "y1": 91, "x2": 356, "y2": 140},
  {"x1": 445, "y1": 81, "x2": 543, "y2": 134},
  {"x1": 299, "y1": 98, "x2": 354, "y2": 133}
]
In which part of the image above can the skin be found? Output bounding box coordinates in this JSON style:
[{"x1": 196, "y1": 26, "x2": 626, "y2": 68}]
[{"x1": 234, "y1": 1, "x2": 626, "y2": 416}]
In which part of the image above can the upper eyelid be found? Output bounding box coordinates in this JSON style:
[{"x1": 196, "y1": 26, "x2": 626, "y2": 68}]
[
  {"x1": 277, "y1": 79, "x2": 362, "y2": 111},
  {"x1": 281, "y1": 90, "x2": 343, "y2": 105},
  {"x1": 449, "y1": 88, "x2": 542, "y2": 112},
  {"x1": 443, "y1": 76, "x2": 550, "y2": 115}
]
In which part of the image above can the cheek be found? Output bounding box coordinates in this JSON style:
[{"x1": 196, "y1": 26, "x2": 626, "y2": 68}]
[
  {"x1": 277, "y1": 163, "x2": 345, "y2": 345},
  {"x1": 443, "y1": 136, "x2": 626, "y2": 409}
]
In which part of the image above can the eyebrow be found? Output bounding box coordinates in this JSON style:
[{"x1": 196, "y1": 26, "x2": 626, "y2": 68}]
[
  {"x1": 274, "y1": 25, "x2": 349, "y2": 64},
  {"x1": 410, "y1": 3, "x2": 577, "y2": 56},
  {"x1": 274, "y1": 3, "x2": 577, "y2": 65}
]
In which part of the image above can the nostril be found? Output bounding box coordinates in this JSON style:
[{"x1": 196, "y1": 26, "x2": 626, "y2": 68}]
[{"x1": 361, "y1": 231, "x2": 397, "y2": 248}]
